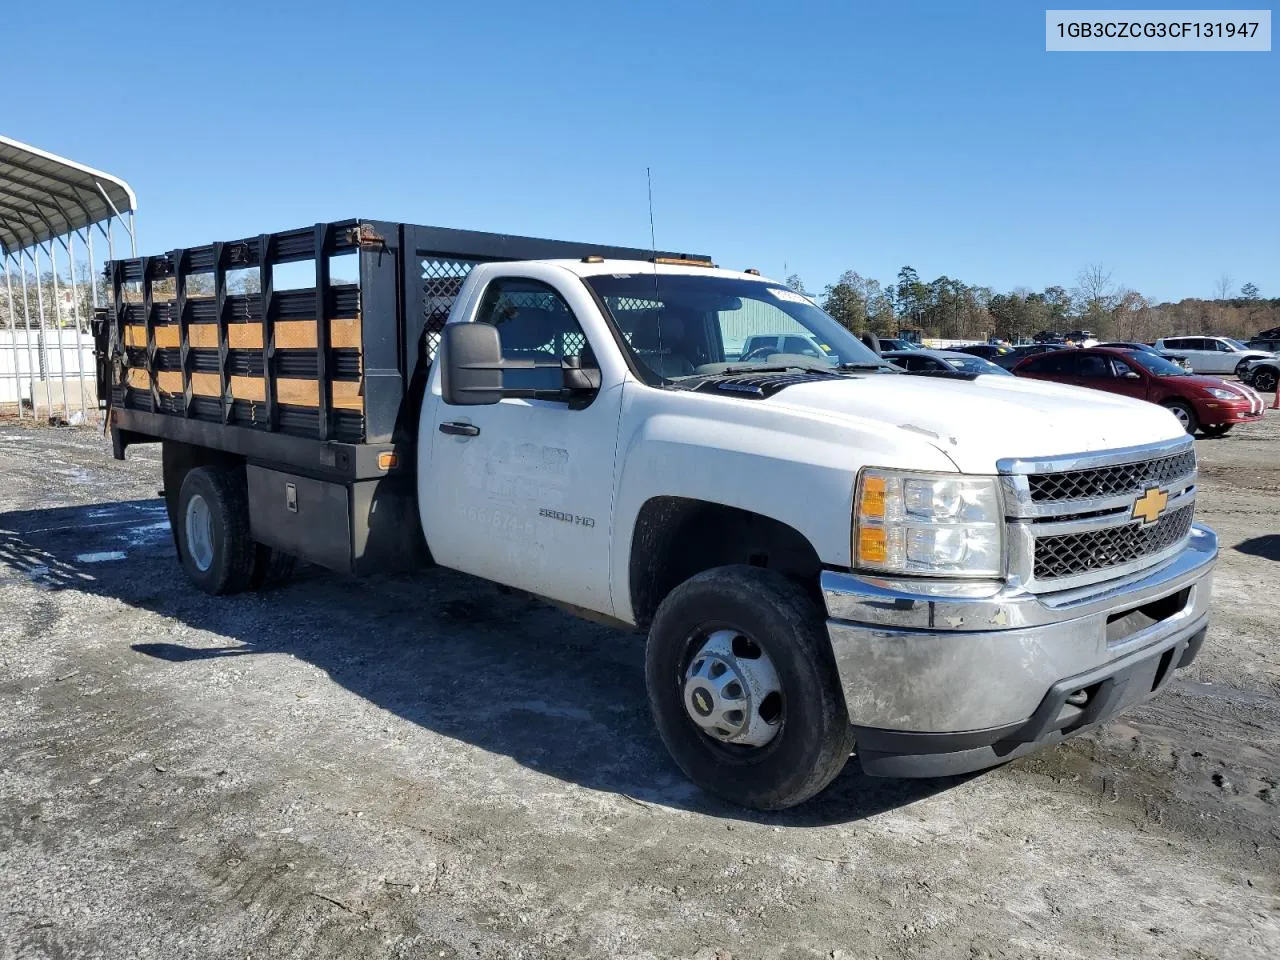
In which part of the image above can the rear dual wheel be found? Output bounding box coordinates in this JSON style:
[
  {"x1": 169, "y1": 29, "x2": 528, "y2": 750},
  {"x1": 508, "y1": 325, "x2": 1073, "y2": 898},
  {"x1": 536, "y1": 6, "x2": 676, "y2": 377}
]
[
  {"x1": 177, "y1": 466, "x2": 295, "y2": 595},
  {"x1": 645, "y1": 565, "x2": 853, "y2": 810}
]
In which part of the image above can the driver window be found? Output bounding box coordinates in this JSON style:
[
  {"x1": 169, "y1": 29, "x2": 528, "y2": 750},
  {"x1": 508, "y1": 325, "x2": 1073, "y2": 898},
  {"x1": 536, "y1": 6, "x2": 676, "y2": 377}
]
[
  {"x1": 1212, "y1": 339, "x2": 1233, "y2": 352},
  {"x1": 1111, "y1": 358, "x2": 1136, "y2": 377},
  {"x1": 474, "y1": 277, "x2": 590, "y2": 392}
]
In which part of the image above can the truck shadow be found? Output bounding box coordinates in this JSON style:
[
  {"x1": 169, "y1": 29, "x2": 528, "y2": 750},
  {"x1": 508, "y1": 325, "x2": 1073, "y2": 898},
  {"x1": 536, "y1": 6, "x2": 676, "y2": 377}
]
[
  {"x1": 1235, "y1": 534, "x2": 1280, "y2": 561},
  {"x1": 0, "y1": 497, "x2": 968, "y2": 826}
]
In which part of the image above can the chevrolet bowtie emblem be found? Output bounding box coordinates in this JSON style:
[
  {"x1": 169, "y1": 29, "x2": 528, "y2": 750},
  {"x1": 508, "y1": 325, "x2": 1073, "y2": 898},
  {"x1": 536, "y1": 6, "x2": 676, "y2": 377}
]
[{"x1": 1132, "y1": 486, "x2": 1169, "y2": 525}]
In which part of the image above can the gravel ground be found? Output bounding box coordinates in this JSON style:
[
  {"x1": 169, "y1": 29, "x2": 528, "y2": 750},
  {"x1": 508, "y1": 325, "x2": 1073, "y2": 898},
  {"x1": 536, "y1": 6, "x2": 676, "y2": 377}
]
[{"x1": 1, "y1": 413, "x2": 1278, "y2": 959}]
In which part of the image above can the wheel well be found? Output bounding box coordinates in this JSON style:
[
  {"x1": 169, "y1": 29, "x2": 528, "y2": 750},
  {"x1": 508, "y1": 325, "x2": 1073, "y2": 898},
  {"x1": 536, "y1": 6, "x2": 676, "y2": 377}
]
[{"x1": 628, "y1": 496, "x2": 823, "y2": 629}]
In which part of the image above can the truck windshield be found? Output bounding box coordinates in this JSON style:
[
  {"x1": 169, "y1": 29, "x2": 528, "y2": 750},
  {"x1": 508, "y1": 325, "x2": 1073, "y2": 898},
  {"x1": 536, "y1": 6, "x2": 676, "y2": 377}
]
[{"x1": 583, "y1": 274, "x2": 887, "y2": 382}]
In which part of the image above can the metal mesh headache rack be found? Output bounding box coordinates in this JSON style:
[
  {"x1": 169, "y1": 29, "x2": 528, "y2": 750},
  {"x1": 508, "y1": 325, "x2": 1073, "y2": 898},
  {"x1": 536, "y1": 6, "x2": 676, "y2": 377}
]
[{"x1": 97, "y1": 219, "x2": 708, "y2": 462}]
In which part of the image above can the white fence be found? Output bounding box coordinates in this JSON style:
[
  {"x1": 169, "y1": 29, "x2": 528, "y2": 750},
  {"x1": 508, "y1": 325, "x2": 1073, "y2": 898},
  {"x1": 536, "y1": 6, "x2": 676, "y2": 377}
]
[{"x1": 0, "y1": 328, "x2": 99, "y2": 422}]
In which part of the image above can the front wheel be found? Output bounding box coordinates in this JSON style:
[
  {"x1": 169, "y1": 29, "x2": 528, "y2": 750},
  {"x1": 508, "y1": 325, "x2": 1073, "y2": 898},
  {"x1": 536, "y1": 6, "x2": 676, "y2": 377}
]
[
  {"x1": 645, "y1": 566, "x2": 853, "y2": 810},
  {"x1": 1235, "y1": 359, "x2": 1252, "y2": 379},
  {"x1": 1163, "y1": 399, "x2": 1198, "y2": 435}
]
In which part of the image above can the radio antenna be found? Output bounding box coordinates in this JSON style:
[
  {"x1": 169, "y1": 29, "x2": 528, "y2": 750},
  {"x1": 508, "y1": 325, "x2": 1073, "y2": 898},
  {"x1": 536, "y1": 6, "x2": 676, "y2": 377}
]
[{"x1": 647, "y1": 166, "x2": 666, "y2": 375}]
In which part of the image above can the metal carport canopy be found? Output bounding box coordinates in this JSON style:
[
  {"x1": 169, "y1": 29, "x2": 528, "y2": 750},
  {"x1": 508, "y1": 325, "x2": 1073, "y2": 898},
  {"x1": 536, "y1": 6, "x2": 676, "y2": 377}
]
[{"x1": 0, "y1": 134, "x2": 136, "y2": 254}]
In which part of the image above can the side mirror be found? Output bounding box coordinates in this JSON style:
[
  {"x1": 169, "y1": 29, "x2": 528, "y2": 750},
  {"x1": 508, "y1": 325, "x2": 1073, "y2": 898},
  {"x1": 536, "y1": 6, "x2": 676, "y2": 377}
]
[
  {"x1": 1123, "y1": 371, "x2": 1141, "y2": 380},
  {"x1": 440, "y1": 322, "x2": 602, "y2": 405},
  {"x1": 441, "y1": 323, "x2": 503, "y2": 405},
  {"x1": 561, "y1": 355, "x2": 601, "y2": 393}
]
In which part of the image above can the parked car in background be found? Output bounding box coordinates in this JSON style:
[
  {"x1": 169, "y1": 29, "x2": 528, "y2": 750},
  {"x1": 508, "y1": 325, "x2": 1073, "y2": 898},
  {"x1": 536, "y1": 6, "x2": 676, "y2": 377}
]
[
  {"x1": 993, "y1": 342, "x2": 1071, "y2": 370},
  {"x1": 1013, "y1": 346, "x2": 1265, "y2": 436},
  {"x1": 1241, "y1": 356, "x2": 1279, "y2": 394},
  {"x1": 1245, "y1": 336, "x2": 1280, "y2": 354},
  {"x1": 882, "y1": 349, "x2": 1012, "y2": 376},
  {"x1": 1153, "y1": 336, "x2": 1274, "y2": 377},
  {"x1": 739, "y1": 332, "x2": 833, "y2": 363},
  {"x1": 956, "y1": 343, "x2": 1016, "y2": 363},
  {"x1": 1032, "y1": 330, "x2": 1064, "y2": 344},
  {"x1": 1098, "y1": 341, "x2": 1192, "y2": 371},
  {"x1": 875, "y1": 337, "x2": 920, "y2": 352}
]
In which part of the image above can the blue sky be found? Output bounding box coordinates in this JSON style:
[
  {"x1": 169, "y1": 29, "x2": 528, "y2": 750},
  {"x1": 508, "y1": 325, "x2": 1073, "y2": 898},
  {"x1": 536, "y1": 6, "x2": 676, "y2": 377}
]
[{"x1": 4, "y1": 1, "x2": 1276, "y2": 302}]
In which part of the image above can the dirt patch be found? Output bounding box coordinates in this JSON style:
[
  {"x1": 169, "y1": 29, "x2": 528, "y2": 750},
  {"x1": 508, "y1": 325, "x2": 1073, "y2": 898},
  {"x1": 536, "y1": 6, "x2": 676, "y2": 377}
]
[{"x1": 1, "y1": 416, "x2": 1279, "y2": 959}]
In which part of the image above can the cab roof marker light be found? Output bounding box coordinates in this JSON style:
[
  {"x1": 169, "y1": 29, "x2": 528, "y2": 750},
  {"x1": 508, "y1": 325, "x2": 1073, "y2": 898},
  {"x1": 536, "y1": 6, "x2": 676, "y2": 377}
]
[
  {"x1": 581, "y1": 255, "x2": 604, "y2": 263},
  {"x1": 649, "y1": 256, "x2": 716, "y2": 267}
]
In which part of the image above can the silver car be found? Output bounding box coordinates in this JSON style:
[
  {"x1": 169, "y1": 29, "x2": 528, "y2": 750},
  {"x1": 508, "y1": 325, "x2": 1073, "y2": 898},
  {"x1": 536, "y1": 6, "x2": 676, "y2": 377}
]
[{"x1": 1154, "y1": 336, "x2": 1274, "y2": 377}]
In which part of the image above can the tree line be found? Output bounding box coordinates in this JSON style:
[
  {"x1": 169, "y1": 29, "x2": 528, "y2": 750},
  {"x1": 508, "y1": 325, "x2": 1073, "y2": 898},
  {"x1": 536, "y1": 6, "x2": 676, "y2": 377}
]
[{"x1": 789, "y1": 265, "x2": 1279, "y2": 344}]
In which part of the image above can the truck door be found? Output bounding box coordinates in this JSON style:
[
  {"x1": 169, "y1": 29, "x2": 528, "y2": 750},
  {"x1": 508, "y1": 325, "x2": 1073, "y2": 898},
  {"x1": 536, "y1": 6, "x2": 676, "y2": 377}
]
[{"x1": 421, "y1": 271, "x2": 621, "y2": 615}]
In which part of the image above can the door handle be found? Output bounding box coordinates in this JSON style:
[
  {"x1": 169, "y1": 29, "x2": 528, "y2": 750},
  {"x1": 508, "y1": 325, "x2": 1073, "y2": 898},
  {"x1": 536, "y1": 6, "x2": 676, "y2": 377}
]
[{"x1": 439, "y1": 421, "x2": 480, "y2": 437}]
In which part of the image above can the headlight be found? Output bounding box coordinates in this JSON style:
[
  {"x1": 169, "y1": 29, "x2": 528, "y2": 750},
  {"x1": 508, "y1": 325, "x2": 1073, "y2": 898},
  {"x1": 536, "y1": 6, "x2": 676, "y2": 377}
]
[
  {"x1": 855, "y1": 469, "x2": 1003, "y2": 577},
  {"x1": 1206, "y1": 387, "x2": 1239, "y2": 400}
]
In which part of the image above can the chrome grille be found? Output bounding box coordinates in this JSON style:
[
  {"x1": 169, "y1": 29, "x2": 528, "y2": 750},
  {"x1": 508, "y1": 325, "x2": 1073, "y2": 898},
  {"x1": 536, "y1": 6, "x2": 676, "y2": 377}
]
[
  {"x1": 1028, "y1": 449, "x2": 1197, "y2": 503},
  {"x1": 1034, "y1": 505, "x2": 1195, "y2": 580},
  {"x1": 999, "y1": 438, "x2": 1199, "y2": 592}
]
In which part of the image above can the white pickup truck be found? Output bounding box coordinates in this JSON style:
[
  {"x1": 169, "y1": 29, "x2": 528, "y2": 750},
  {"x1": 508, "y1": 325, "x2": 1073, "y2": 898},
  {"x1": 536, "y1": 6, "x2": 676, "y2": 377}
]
[{"x1": 98, "y1": 220, "x2": 1217, "y2": 810}]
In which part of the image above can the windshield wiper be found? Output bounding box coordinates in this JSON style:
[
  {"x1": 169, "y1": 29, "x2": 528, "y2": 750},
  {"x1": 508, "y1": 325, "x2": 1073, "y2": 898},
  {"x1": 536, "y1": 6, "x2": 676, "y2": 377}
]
[
  {"x1": 718, "y1": 363, "x2": 841, "y2": 376},
  {"x1": 838, "y1": 361, "x2": 895, "y2": 371}
]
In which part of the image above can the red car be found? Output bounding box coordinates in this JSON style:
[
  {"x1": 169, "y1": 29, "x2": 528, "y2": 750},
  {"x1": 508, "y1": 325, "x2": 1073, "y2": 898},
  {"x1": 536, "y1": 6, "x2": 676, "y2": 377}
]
[{"x1": 1012, "y1": 346, "x2": 1266, "y2": 436}]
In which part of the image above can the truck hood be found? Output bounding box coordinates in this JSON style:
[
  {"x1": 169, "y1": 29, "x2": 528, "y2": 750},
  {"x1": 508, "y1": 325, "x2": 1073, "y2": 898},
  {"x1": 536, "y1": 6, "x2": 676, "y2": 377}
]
[{"x1": 768, "y1": 373, "x2": 1185, "y2": 474}]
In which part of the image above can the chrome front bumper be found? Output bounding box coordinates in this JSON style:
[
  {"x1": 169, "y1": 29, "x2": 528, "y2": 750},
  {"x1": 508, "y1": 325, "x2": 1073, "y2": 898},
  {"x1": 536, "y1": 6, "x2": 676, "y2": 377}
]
[{"x1": 823, "y1": 525, "x2": 1218, "y2": 775}]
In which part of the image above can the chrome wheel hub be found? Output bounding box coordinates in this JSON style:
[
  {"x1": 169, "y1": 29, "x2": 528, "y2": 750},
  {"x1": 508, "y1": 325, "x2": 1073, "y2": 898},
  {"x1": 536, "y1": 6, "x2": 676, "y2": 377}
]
[
  {"x1": 1172, "y1": 406, "x2": 1191, "y2": 428},
  {"x1": 185, "y1": 494, "x2": 214, "y2": 572},
  {"x1": 682, "y1": 629, "x2": 783, "y2": 747}
]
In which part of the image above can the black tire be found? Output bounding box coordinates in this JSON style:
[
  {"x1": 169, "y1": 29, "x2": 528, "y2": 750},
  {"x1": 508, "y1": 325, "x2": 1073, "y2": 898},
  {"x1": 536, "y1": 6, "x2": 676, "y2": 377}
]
[
  {"x1": 1253, "y1": 367, "x2": 1277, "y2": 394},
  {"x1": 1199, "y1": 423, "x2": 1234, "y2": 438},
  {"x1": 645, "y1": 565, "x2": 854, "y2": 810},
  {"x1": 250, "y1": 546, "x2": 297, "y2": 590},
  {"x1": 175, "y1": 465, "x2": 257, "y2": 595},
  {"x1": 1163, "y1": 399, "x2": 1198, "y2": 435}
]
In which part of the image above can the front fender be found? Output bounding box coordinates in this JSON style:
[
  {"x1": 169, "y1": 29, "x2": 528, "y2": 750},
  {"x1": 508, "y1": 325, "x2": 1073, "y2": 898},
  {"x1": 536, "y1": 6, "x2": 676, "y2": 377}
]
[{"x1": 608, "y1": 383, "x2": 957, "y2": 623}]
